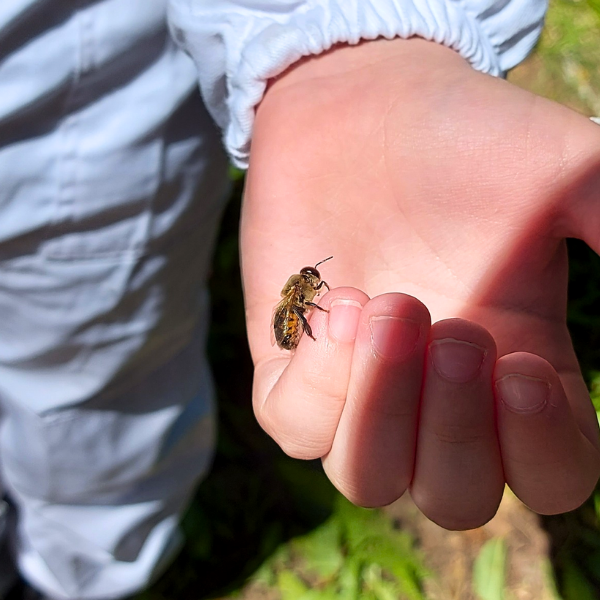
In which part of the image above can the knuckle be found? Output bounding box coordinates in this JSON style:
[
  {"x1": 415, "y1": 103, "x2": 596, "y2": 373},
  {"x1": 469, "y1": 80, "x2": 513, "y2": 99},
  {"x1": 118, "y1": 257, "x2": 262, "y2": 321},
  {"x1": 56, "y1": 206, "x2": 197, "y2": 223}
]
[
  {"x1": 432, "y1": 425, "x2": 487, "y2": 446},
  {"x1": 300, "y1": 368, "x2": 347, "y2": 407}
]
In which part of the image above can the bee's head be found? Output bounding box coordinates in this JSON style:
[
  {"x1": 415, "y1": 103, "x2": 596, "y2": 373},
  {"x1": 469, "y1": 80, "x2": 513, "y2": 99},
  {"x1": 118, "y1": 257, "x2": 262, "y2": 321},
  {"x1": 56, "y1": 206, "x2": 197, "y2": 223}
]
[
  {"x1": 299, "y1": 256, "x2": 332, "y2": 282},
  {"x1": 300, "y1": 266, "x2": 321, "y2": 279}
]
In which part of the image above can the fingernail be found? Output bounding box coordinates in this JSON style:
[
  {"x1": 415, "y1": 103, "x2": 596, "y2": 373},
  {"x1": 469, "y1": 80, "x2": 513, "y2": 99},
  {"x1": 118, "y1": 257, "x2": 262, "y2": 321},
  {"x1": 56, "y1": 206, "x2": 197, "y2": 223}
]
[
  {"x1": 496, "y1": 374, "x2": 550, "y2": 413},
  {"x1": 328, "y1": 299, "x2": 362, "y2": 343},
  {"x1": 430, "y1": 339, "x2": 485, "y2": 383},
  {"x1": 370, "y1": 316, "x2": 421, "y2": 361}
]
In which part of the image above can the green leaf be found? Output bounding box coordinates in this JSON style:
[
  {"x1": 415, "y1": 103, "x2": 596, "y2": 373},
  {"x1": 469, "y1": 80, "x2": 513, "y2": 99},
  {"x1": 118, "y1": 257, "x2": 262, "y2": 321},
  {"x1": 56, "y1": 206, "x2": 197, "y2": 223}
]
[
  {"x1": 329, "y1": 496, "x2": 427, "y2": 600},
  {"x1": 293, "y1": 517, "x2": 344, "y2": 579},
  {"x1": 473, "y1": 537, "x2": 507, "y2": 600},
  {"x1": 251, "y1": 542, "x2": 290, "y2": 587},
  {"x1": 363, "y1": 564, "x2": 401, "y2": 600},
  {"x1": 337, "y1": 556, "x2": 362, "y2": 600},
  {"x1": 278, "y1": 571, "x2": 310, "y2": 600}
]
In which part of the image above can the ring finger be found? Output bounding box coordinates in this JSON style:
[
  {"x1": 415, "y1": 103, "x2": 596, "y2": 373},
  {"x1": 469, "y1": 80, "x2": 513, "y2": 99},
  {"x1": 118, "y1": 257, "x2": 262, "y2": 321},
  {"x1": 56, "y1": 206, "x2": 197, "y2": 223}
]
[{"x1": 410, "y1": 318, "x2": 504, "y2": 530}]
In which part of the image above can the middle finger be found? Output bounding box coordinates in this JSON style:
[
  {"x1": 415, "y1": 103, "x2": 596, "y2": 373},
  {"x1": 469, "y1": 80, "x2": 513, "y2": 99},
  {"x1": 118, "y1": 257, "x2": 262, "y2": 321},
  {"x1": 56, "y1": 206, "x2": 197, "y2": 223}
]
[{"x1": 323, "y1": 293, "x2": 431, "y2": 507}]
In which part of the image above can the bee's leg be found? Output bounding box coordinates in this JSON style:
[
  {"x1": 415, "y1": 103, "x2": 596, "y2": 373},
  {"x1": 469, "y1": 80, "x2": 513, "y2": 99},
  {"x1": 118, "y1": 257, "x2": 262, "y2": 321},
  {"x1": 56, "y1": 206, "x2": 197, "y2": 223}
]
[
  {"x1": 315, "y1": 280, "x2": 330, "y2": 292},
  {"x1": 294, "y1": 307, "x2": 316, "y2": 341},
  {"x1": 305, "y1": 301, "x2": 328, "y2": 313}
]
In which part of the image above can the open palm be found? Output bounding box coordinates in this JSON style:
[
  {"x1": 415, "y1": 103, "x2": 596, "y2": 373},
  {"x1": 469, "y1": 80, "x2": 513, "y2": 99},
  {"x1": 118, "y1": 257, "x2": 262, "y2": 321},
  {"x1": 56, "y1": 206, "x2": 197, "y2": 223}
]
[{"x1": 241, "y1": 39, "x2": 600, "y2": 529}]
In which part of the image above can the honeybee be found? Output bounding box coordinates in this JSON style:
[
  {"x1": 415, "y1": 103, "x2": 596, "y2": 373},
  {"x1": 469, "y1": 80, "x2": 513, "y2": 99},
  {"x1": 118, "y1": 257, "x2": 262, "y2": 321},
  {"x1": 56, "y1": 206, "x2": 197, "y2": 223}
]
[{"x1": 272, "y1": 256, "x2": 333, "y2": 350}]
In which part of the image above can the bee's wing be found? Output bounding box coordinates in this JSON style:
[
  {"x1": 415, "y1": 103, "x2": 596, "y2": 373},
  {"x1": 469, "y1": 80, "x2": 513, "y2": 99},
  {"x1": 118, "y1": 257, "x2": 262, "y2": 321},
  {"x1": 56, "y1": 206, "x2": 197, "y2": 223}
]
[{"x1": 270, "y1": 291, "x2": 295, "y2": 347}]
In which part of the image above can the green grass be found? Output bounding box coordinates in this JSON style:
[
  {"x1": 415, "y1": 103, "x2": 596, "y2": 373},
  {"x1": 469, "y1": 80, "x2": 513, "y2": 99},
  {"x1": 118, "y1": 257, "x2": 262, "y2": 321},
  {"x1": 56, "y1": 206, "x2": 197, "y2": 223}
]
[
  {"x1": 472, "y1": 538, "x2": 507, "y2": 600},
  {"x1": 509, "y1": 0, "x2": 600, "y2": 115},
  {"x1": 135, "y1": 2, "x2": 600, "y2": 599},
  {"x1": 257, "y1": 495, "x2": 428, "y2": 600}
]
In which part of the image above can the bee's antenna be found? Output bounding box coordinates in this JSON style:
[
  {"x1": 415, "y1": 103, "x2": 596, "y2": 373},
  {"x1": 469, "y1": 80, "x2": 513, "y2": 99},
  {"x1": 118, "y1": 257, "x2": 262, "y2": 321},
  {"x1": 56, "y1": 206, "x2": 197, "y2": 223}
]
[{"x1": 314, "y1": 256, "x2": 333, "y2": 269}]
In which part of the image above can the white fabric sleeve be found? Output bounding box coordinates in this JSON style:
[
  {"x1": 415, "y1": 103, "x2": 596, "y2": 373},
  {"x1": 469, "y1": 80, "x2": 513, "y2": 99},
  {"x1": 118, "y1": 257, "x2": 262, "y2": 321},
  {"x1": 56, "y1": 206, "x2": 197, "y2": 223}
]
[{"x1": 168, "y1": 0, "x2": 548, "y2": 168}]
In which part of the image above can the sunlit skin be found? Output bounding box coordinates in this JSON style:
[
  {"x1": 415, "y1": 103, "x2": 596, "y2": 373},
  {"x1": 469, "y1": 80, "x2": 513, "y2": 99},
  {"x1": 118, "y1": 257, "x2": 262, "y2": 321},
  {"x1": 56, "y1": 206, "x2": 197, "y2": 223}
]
[{"x1": 240, "y1": 38, "x2": 600, "y2": 530}]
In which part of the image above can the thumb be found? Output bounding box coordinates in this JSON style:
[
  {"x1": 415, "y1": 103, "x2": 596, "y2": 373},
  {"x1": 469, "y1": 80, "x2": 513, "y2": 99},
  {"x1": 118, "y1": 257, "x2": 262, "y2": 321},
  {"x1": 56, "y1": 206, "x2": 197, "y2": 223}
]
[
  {"x1": 553, "y1": 115, "x2": 600, "y2": 451},
  {"x1": 562, "y1": 116, "x2": 600, "y2": 255}
]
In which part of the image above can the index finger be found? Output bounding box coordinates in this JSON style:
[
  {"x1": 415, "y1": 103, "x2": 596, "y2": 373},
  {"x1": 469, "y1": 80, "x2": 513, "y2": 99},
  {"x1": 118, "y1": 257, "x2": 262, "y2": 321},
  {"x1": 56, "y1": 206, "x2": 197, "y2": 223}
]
[{"x1": 253, "y1": 287, "x2": 369, "y2": 459}]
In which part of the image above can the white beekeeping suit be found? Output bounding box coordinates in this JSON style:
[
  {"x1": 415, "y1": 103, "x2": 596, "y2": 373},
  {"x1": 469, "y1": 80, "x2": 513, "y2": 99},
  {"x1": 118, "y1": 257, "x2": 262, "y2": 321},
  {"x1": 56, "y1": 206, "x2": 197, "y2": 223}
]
[
  {"x1": 0, "y1": 1, "x2": 546, "y2": 599},
  {"x1": 168, "y1": 0, "x2": 547, "y2": 166}
]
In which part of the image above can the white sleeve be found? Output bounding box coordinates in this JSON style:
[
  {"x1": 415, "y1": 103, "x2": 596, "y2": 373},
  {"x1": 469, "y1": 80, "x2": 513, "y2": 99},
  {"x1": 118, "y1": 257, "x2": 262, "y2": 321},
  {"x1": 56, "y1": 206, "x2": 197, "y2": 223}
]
[{"x1": 168, "y1": 0, "x2": 548, "y2": 168}]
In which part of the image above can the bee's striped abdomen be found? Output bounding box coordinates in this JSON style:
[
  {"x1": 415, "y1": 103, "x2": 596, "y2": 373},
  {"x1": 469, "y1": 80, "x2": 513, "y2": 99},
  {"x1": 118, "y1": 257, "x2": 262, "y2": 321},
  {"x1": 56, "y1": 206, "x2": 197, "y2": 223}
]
[{"x1": 274, "y1": 306, "x2": 302, "y2": 350}]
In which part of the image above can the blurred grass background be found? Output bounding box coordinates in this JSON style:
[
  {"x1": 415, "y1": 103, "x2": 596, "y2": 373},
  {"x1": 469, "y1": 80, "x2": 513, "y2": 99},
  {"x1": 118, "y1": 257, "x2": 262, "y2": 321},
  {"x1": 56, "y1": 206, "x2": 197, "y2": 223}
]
[{"x1": 134, "y1": 1, "x2": 600, "y2": 599}]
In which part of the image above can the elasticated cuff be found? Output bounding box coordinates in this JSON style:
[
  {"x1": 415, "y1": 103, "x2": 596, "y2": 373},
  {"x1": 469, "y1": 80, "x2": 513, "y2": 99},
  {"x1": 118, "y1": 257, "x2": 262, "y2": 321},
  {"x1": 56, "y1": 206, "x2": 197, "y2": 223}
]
[{"x1": 169, "y1": 0, "x2": 547, "y2": 168}]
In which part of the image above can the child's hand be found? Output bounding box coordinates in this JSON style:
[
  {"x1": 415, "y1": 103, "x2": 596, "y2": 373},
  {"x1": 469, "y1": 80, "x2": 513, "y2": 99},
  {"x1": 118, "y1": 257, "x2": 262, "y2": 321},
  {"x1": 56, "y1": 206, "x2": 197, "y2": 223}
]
[{"x1": 240, "y1": 37, "x2": 600, "y2": 529}]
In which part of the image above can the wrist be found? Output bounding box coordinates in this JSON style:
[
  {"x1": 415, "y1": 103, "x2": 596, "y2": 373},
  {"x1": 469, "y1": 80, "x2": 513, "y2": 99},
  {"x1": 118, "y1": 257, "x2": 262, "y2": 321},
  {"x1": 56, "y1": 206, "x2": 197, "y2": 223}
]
[{"x1": 262, "y1": 37, "x2": 471, "y2": 106}]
